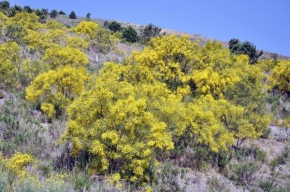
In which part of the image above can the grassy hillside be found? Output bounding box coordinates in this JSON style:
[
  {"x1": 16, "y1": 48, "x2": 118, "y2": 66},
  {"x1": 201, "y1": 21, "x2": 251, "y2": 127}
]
[{"x1": 0, "y1": 2, "x2": 290, "y2": 191}]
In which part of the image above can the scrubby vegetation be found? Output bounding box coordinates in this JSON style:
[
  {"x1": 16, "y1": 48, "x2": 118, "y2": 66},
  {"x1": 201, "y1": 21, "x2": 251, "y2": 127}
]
[{"x1": 0, "y1": 2, "x2": 289, "y2": 191}]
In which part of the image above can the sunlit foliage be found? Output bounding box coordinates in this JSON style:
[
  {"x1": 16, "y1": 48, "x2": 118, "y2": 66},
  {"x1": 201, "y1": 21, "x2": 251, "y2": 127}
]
[
  {"x1": 9, "y1": 12, "x2": 42, "y2": 30},
  {"x1": 270, "y1": 60, "x2": 290, "y2": 94},
  {"x1": 0, "y1": 41, "x2": 20, "y2": 88},
  {"x1": 1, "y1": 152, "x2": 35, "y2": 177},
  {"x1": 64, "y1": 63, "x2": 174, "y2": 182},
  {"x1": 73, "y1": 20, "x2": 99, "y2": 37},
  {"x1": 26, "y1": 66, "x2": 89, "y2": 117},
  {"x1": 91, "y1": 28, "x2": 119, "y2": 53},
  {"x1": 41, "y1": 46, "x2": 89, "y2": 69}
]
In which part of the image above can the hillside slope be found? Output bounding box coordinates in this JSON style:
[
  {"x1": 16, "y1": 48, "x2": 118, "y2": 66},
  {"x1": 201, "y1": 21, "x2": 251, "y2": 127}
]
[{"x1": 0, "y1": 6, "x2": 290, "y2": 192}]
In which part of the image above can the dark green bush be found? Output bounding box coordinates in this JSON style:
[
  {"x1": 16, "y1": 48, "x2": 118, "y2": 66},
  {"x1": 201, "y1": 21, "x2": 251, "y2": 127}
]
[
  {"x1": 0, "y1": 1, "x2": 9, "y2": 10},
  {"x1": 23, "y1": 5, "x2": 33, "y2": 13},
  {"x1": 141, "y1": 23, "x2": 161, "y2": 43},
  {"x1": 86, "y1": 12, "x2": 91, "y2": 20},
  {"x1": 122, "y1": 26, "x2": 138, "y2": 43},
  {"x1": 103, "y1": 21, "x2": 109, "y2": 28},
  {"x1": 34, "y1": 9, "x2": 47, "y2": 23},
  {"x1": 6, "y1": 7, "x2": 16, "y2": 17},
  {"x1": 108, "y1": 21, "x2": 122, "y2": 32},
  {"x1": 59, "y1": 10, "x2": 66, "y2": 15},
  {"x1": 261, "y1": 127, "x2": 271, "y2": 139},
  {"x1": 229, "y1": 38, "x2": 263, "y2": 64},
  {"x1": 50, "y1": 9, "x2": 58, "y2": 18},
  {"x1": 69, "y1": 11, "x2": 77, "y2": 19},
  {"x1": 14, "y1": 5, "x2": 22, "y2": 12}
]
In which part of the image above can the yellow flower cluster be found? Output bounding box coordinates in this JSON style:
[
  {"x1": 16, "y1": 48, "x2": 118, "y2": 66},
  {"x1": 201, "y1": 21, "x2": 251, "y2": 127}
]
[{"x1": 3, "y1": 152, "x2": 35, "y2": 177}]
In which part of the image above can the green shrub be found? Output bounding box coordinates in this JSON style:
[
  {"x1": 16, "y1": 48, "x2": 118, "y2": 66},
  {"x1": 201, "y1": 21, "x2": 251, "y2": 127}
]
[
  {"x1": 141, "y1": 23, "x2": 161, "y2": 43},
  {"x1": 0, "y1": 165, "x2": 9, "y2": 192},
  {"x1": 226, "y1": 161, "x2": 260, "y2": 186},
  {"x1": 259, "y1": 178, "x2": 278, "y2": 192},
  {"x1": 50, "y1": 9, "x2": 58, "y2": 18},
  {"x1": 122, "y1": 26, "x2": 138, "y2": 43},
  {"x1": 261, "y1": 127, "x2": 271, "y2": 139},
  {"x1": 228, "y1": 38, "x2": 263, "y2": 64},
  {"x1": 214, "y1": 150, "x2": 233, "y2": 170},
  {"x1": 59, "y1": 10, "x2": 66, "y2": 15},
  {"x1": 38, "y1": 163, "x2": 52, "y2": 177},
  {"x1": 108, "y1": 21, "x2": 122, "y2": 32},
  {"x1": 23, "y1": 6, "x2": 33, "y2": 13},
  {"x1": 71, "y1": 172, "x2": 91, "y2": 191},
  {"x1": 0, "y1": 91, "x2": 4, "y2": 99},
  {"x1": 91, "y1": 28, "x2": 118, "y2": 53},
  {"x1": 153, "y1": 161, "x2": 188, "y2": 192},
  {"x1": 86, "y1": 13, "x2": 91, "y2": 20},
  {"x1": 236, "y1": 145, "x2": 267, "y2": 162},
  {"x1": 34, "y1": 9, "x2": 46, "y2": 23},
  {"x1": 0, "y1": 1, "x2": 10, "y2": 10},
  {"x1": 69, "y1": 11, "x2": 77, "y2": 19}
]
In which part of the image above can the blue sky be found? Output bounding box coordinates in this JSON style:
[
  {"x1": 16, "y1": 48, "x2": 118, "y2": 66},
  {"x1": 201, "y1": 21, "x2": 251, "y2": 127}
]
[{"x1": 8, "y1": 0, "x2": 290, "y2": 56}]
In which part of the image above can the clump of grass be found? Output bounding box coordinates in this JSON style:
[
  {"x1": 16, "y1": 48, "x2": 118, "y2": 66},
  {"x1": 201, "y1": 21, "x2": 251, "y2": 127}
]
[
  {"x1": 259, "y1": 177, "x2": 278, "y2": 192},
  {"x1": 225, "y1": 160, "x2": 260, "y2": 186},
  {"x1": 153, "y1": 161, "x2": 189, "y2": 192},
  {"x1": 236, "y1": 144, "x2": 267, "y2": 163},
  {"x1": 0, "y1": 91, "x2": 4, "y2": 99},
  {"x1": 208, "y1": 176, "x2": 230, "y2": 192},
  {"x1": 270, "y1": 147, "x2": 289, "y2": 171}
]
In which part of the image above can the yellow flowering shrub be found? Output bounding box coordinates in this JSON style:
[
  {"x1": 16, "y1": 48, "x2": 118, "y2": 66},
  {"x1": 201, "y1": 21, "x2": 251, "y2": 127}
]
[
  {"x1": 20, "y1": 59, "x2": 49, "y2": 85},
  {"x1": 26, "y1": 66, "x2": 89, "y2": 117},
  {"x1": 66, "y1": 36, "x2": 89, "y2": 50},
  {"x1": 41, "y1": 46, "x2": 89, "y2": 69},
  {"x1": 0, "y1": 41, "x2": 20, "y2": 88},
  {"x1": 46, "y1": 29, "x2": 67, "y2": 45},
  {"x1": 73, "y1": 21, "x2": 99, "y2": 37},
  {"x1": 125, "y1": 35, "x2": 270, "y2": 146},
  {"x1": 0, "y1": 12, "x2": 8, "y2": 30},
  {"x1": 90, "y1": 28, "x2": 120, "y2": 53},
  {"x1": 24, "y1": 29, "x2": 58, "y2": 51},
  {"x1": 9, "y1": 12, "x2": 42, "y2": 30},
  {"x1": 64, "y1": 63, "x2": 174, "y2": 182},
  {"x1": 45, "y1": 20, "x2": 66, "y2": 30},
  {"x1": 40, "y1": 103, "x2": 56, "y2": 119},
  {"x1": 61, "y1": 35, "x2": 272, "y2": 185},
  {"x1": 3, "y1": 152, "x2": 35, "y2": 177},
  {"x1": 23, "y1": 20, "x2": 89, "y2": 52},
  {"x1": 270, "y1": 60, "x2": 290, "y2": 93}
]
